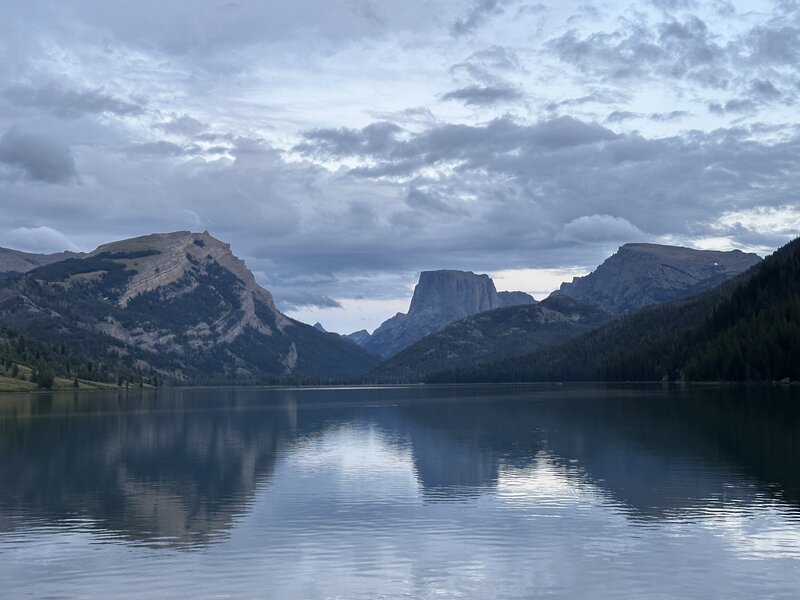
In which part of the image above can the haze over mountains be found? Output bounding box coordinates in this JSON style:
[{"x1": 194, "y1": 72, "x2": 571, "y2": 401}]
[{"x1": 0, "y1": 230, "x2": 789, "y2": 388}]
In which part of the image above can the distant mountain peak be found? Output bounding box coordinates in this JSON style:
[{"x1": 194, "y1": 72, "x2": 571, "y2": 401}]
[
  {"x1": 0, "y1": 247, "x2": 84, "y2": 275},
  {"x1": 553, "y1": 242, "x2": 761, "y2": 315},
  {"x1": 361, "y1": 269, "x2": 535, "y2": 358}
]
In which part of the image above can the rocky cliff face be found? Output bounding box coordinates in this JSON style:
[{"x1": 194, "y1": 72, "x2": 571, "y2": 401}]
[
  {"x1": 0, "y1": 231, "x2": 377, "y2": 381},
  {"x1": 552, "y1": 243, "x2": 761, "y2": 315},
  {"x1": 361, "y1": 270, "x2": 535, "y2": 358}
]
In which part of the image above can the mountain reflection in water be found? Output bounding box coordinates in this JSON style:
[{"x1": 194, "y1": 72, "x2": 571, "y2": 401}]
[{"x1": 0, "y1": 384, "x2": 798, "y2": 599}]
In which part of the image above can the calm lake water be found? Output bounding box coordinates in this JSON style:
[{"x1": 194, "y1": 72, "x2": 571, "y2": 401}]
[{"x1": 1, "y1": 384, "x2": 799, "y2": 599}]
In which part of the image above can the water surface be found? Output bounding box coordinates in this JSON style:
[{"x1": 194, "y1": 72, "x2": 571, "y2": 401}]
[{"x1": 1, "y1": 384, "x2": 799, "y2": 598}]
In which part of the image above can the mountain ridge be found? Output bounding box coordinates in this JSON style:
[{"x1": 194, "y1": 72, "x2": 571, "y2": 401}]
[
  {"x1": 552, "y1": 243, "x2": 761, "y2": 315},
  {"x1": 428, "y1": 237, "x2": 799, "y2": 384},
  {"x1": 0, "y1": 231, "x2": 378, "y2": 384}
]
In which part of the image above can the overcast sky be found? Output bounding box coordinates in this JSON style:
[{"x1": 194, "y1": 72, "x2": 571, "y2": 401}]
[{"x1": 2, "y1": 0, "x2": 799, "y2": 332}]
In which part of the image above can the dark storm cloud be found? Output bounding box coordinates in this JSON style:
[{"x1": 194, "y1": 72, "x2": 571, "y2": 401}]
[
  {"x1": 441, "y1": 84, "x2": 524, "y2": 106},
  {"x1": 2, "y1": 84, "x2": 144, "y2": 118},
  {"x1": 0, "y1": 128, "x2": 76, "y2": 183}
]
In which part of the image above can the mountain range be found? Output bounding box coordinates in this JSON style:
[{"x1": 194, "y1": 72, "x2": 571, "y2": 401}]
[
  {"x1": 0, "y1": 231, "x2": 377, "y2": 386},
  {"x1": 0, "y1": 230, "x2": 789, "y2": 389},
  {"x1": 429, "y1": 237, "x2": 799, "y2": 384}
]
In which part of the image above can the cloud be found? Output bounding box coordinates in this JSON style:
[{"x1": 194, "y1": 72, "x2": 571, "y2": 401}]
[
  {"x1": 441, "y1": 84, "x2": 523, "y2": 106},
  {"x1": 155, "y1": 115, "x2": 208, "y2": 136},
  {"x1": 741, "y1": 25, "x2": 800, "y2": 66},
  {"x1": 549, "y1": 15, "x2": 726, "y2": 85},
  {"x1": 3, "y1": 83, "x2": 144, "y2": 118},
  {"x1": 274, "y1": 290, "x2": 344, "y2": 311},
  {"x1": 708, "y1": 99, "x2": 758, "y2": 115},
  {"x1": 3, "y1": 112, "x2": 800, "y2": 311},
  {"x1": 650, "y1": 0, "x2": 698, "y2": 10},
  {"x1": 0, "y1": 128, "x2": 76, "y2": 183},
  {"x1": 52, "y1": 0, "x2": 440, "y2": 55},
  {"x1": 451, "y1": 0, "x2": 517, "y2": 37},
  {"x1": 750, "y1": 78, "x2": 781, "y2": 100},
  {"x1": 405, "y1": 187, "x2": 463, "y2": 215},
  {"x1": 557, "y1": 215, "x2": 647, "y2": 243},
  {"x1": 295, "y1": 122, "x2": 403, "y2": 158},
  {"x1": 124, "y1": 141, "x2": 202, "y2": 156},
  {"x1": 606, "y1": 111, "x2": 640, "y2": 123},
  {"x1": 449, "y1": 45, "x2": 523, "y2": 84},
  {"x1": 649, "y1": 110, "x2": 690, "y2": 122},
  {"x1": 7, "y1": 226, "x2": 78, "y2": 253}
]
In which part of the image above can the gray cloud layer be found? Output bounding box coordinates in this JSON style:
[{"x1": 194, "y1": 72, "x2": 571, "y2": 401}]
[
  {"x1": 0, "y1": 128, "x2": 76, "y2": 183},
  {"x1": 3, "y1": 84, "x2": 144, "y2": 119}
]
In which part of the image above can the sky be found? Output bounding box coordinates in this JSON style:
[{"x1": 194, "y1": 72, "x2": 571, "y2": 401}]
[{"x1": 1, "y1": 0, "x2": 799, "y2": 333}]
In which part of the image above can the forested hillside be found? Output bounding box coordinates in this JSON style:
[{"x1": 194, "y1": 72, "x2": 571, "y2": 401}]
[{"x1": 428, "y1": 237, "x2": 799, "y2": 383}]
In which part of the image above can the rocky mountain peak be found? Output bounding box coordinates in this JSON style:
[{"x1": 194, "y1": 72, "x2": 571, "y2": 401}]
[
  {"x1": 408, "y1": 270, "x2": 500, "y2": 320},
  {"x1": 553, "y1": 242, "x2": 762, "y2": 315},
  {"x1": 89, "y1": 231, "x2": 278, "y2": 312},
  {"x1": 0, "y1": 231, "x2": 378, "y2": 381},
  {"x1": 361, "y1": 269, "x2": 535, "y2": 358}
]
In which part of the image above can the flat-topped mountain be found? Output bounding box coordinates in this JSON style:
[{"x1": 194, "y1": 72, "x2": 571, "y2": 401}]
[
  {"x1": 0, "y1": 231, "x2": 378, "y2": 383},
  {"x1": 361, "y1": 270, "x2": 535, "y2": 358},
  {"x1": 0, "y1": 247, "x2": 84, "y2": 277},
  {"x1": 552, "y1": 243, "x2": 761, "y2": 315}
]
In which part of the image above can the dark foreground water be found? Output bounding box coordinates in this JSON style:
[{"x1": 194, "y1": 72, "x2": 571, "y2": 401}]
[{"x1": 1, "y1": 385, "x2": 799, "y2": 599}]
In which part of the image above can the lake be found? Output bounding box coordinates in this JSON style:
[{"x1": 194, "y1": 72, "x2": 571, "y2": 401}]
[{"x1": 1, "y1": 384, "x2": 799, "y2": 599}]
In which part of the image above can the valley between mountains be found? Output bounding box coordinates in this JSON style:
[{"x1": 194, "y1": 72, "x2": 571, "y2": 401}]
[{"x1": 1, "y1": 230, "x2": 796, "y2": 390}]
